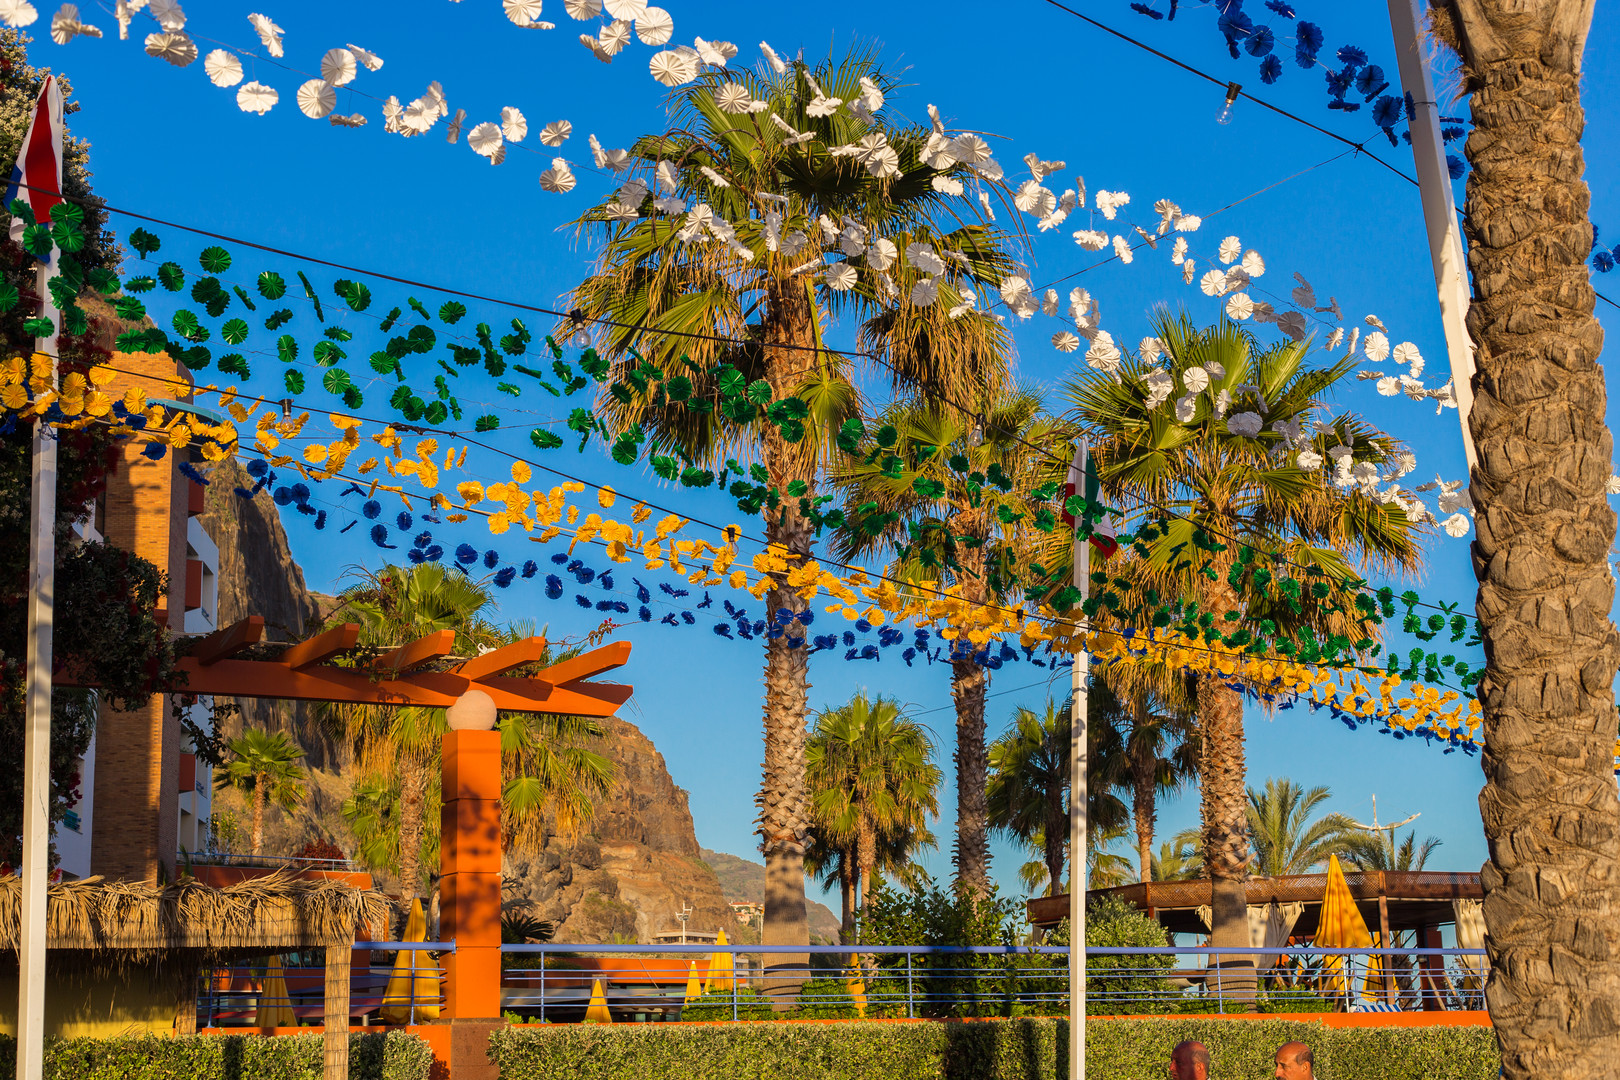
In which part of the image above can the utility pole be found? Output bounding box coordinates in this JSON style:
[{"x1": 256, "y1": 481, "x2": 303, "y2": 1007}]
[
  {"x1": 1386, "y1": 0, "x2": 1477, "y2": 467},
  {"x1": 1066, "y1": 444, "x2": 1090, "y2": 1080}
]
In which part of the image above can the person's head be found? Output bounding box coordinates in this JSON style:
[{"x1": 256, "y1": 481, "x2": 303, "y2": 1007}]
[
  {"x1": 1170, "y1": 1040, "x2": 1211, "y2": 1080},
  {"x1": 1274, "y1": 1042, "x2": 1314, "y2": 1080}
]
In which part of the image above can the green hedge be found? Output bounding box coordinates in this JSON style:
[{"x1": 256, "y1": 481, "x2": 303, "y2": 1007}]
[
  {"x1": 490, "y1": 1016, "x2": 1500, "y2": 1080},
  {"x1": 0, "y1": 1031, "x2": 433, "y2": 1080}
]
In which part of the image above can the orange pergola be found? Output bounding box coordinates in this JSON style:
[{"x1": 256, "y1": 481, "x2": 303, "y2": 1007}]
[{"x1": 126, "y1": 616, "x2": 633, "y2": 716}]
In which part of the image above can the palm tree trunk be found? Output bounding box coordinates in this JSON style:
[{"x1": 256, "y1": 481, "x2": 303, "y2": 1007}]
[
  {"x1": 1133, "y1": 758, "x2": 1156, "y2": 885},
  {"x1": 397, "y1": 756, "x2": 429, "y2": 907},
  {"x1": 950, "y1": 656, "x2": 990, "y2": 897},
  {"x1": 758, "y1": 279, "x2": 816, "y2": 999},
  {"x1": 838, "y1": 852, "x2": 857, "y2": 946},
  {"x1": 1197, "y1": 671, "x2": 1252, "y2": 997},
  {"x1": 251, "y1": 773, "x2": 267, "y2": 856},
  {"x1": 856, "y1": 816, "x2": 876, "y2": 914},
  {"x1": 1043, "y1": 793, "x2": 1066, "y2": 898},
  {"x1": 1434, "y1": 3, "x2": 1620, "y2": 1075}
]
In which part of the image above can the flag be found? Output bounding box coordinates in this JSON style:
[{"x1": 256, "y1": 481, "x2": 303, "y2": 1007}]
[
  {"x1": 5, "y1": 74, "x2": 64, "y2": 244},
  {"x1": 1062, "y1": 443, "x2": 1119, "y2": 558}
]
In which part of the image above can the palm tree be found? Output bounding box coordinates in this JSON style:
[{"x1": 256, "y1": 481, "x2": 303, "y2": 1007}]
[
  {"x1": 320, "y1": 563, "x2": 501, "y2": 905},
  {"x1": 215, "y1": 728, "x2": 307, "y2": 856},
  {"x1": 1151, "y1": 829, "x2": 1205, "y2": 882},
  {"x1": 341, "y1": 773, "x2": 400, "y2": 873},
  {"x1": 1089, "y1": 670, "x2": 1198, "y2": 883},
  {"x1": 1341, "y1": 827, "x2": 1441, "y2": 873},
  {"x1": 1059, "y1": 315, "x2": 1424, "y2": 973},
  {"x1": 566, "y1": 50, "x2": 1017, "y2": 948},
  {"x1": 1428, "y1": 7, "x2": 1619, "y2": 1072},
  {"x1": 1087, "y1": 821, "x2": 1137, "y2": 890},
  {"x1": 835, "y1": 389, "x2": 1054, "y2": 896},
  {"x1": 1245, "y1": 778, "x2": 1357, "y2": 878},
  {"x1": 805, "y1": 692, "x2": 941, "y2": 939},
  {"x1": 805, "y1": 814, "x2": 933, "y2": 944}
]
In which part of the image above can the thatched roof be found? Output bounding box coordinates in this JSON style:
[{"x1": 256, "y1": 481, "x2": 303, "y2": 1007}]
[{"x1": 0, "y1": 871, "x2": 389, "y2": 958}]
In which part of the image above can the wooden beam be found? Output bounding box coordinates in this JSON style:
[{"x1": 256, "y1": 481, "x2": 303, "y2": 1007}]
[
  {"x1": 452, "y1": 637, "x2": 549, "y2": 682},
  {"x1": 190, "y1": 616, "x2": 265, "y2": 666},
  {"x1": 532, "y1": 641, "x2": 633, "y2": 690},
  {"x1": 372, "y1": 629, "x2": 456, "y2": 676},
  {"x1": 278, "y1": 624, "x2": 360, "y2": 670},
  {"x1": 475, "y1": 675, "x2": 634, "y2": 717}
]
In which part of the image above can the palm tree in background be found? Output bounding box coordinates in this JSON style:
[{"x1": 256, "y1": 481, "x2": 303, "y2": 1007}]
[
  {"x1": 319, "y1": 563, "x2": 500, "y2": 907},
  {"x1": 805, "y1": 814, "x2": 934, "y2": 945},
  {"x1": 1342, "y1": 826, "x2": 1442, "y2": 873},
  {"x1": 1089, "y1": 668, "x2": 1198, "y2": 883},
  {"x1": 566, "y1": 49, "x2": 1017, "y2": 950},
  {"x1": 834, "y1": 389, "x2": 1056, "y2": 895},
  {"x1": 806, "y1": 692, "x2": 941, "y2": 942},
  {"x1": 1427, "y1": 7, "x2": 1619, "y2": 1073},
  {"x1": 1057, "y1": 315, "x2": 1425, "y2": 971},
  {"x1": 216, "y1": 728, "x2": 307, "y2": 856},
  {"x1": 1151, "y1": 829, "x2": 1205, "y2": 882},
  {"x1": 341, "y1": 773, "x2": 400, "y2": 873},
  {"x1": 1245, "y1": 778, "x2": 1358, "y2": 878}
]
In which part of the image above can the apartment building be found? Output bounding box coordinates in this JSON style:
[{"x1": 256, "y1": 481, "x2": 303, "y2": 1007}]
[{"x1": 55, "y1": 346, "x2": 220, "y2": 882}]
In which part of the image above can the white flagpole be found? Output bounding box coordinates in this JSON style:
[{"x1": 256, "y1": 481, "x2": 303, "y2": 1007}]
[
  {"x1": 16, "y1": 73, "x2": 64, "y2": 1080},
  {"x1": 1067, "y1": 442, "x2": 1089, "y2": 1080},
  {"x1": 18, "y1": 252, "x2": 58, "y2": 1080},
  {"x1": 1386, "y1": 0, "x2": 1476, "y2": 468}
]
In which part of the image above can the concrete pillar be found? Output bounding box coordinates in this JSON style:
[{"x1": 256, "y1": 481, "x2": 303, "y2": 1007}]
[{"x1": 440, "y1": 728, "x2": 502, "y2": 1080}]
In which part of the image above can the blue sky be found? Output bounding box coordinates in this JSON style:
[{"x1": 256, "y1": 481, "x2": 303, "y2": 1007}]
[{"x1": 36, "y1": 0, "x2": 1620, "y2": 906}]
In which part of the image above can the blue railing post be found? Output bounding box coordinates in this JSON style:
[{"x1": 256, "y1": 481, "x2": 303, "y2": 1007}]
[
  {"x1": 906, "y1": 951, "x2": 914, "y2": 1018},
  {"x1": 1215, "y1": 956, "x2": 1224, "y2": 1014},
  {"x1": 539, "y1": 954, "x2": 546, "y2": 1024}
]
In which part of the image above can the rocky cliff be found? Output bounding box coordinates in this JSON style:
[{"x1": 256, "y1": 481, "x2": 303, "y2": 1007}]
[{"x1": 198, "y1": 471, "x2": 733, "y2": 942}]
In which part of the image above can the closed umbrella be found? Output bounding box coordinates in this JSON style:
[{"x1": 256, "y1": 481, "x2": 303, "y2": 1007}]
[
  {"x1": 704, "y1": 927, "x2": 734, "y2": 993},
  {"x1": 683, "y1": 961, "x2": 702, "y2": 1004},
  {"x1": 380, "y1": 899, "x2": 443, "y2": 1023},
  {"x1": 1314, "y1": 854, "x2": 1372, "y2": 1003},
  {"x1": 254, "y1": 961, "x2": 297, "y2": 1028},
  {"x1": 584, "y1": 978, "x2": 613, "y2": 1023}
]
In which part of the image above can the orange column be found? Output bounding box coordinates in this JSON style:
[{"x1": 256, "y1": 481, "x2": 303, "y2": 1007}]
[{"x1": 440, "y1": 729, "x2": 503, "y2": 1019}]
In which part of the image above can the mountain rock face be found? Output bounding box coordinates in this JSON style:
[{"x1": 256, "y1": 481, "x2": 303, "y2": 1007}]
[
  {"x1": 502, "y1": 716, "x2": 734, "y2": 943},
  {"x1": 701, "y1": 847, "x2": 844, "y2": 943}
]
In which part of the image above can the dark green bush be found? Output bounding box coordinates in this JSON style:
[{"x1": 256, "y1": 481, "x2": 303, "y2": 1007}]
[
  {"x1": 678, "y1": 986, "x2": 776, "y2": 1021},
  {"x1": 0, "y1": 1031, "x2": 432, "y2": 1080},
  {"x1": 790, "y1": 978, "x2": 860, "y2": 1020},
  {"x1": 490, "y1": 1015, "x2": 1500, "y2": 1080}
]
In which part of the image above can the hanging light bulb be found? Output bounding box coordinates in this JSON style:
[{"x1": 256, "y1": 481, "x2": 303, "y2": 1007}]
[{"x1": 1215, "y1": 81, "x2": 1242, "y2": 126}]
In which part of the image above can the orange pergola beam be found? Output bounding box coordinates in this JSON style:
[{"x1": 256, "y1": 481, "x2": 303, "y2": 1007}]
[
  {"x1": 373, "y1": 629, "x2": 457, "y2": 676},
  {"x1": 531, "y1": 640, "x2": 632, "y2": 691},
  {"x1": 451, "y1": 637, "x2": 549, "y2": 682},
  {"x1": 278, "y1": 623, "x2": 360, "y2": 670},
  {"x1": 191, "y1": 616, "x2": 266, "y2": 666}
]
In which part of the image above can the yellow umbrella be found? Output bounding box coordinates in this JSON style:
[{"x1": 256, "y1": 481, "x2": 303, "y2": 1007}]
[
  {"x1": 1315, "y1": 854, "x2": 1373, "y2": 1002},
  {"x1": 846, "y1": 976, "x2": 868, "y2": 1017},
  {"x1": 704, "y1": 927, "x2": 735, "y2": 993},
  {"x1": 254, "y1": 961, "x2": 296, "y2": 1028},
  {"x1": 380, "y1": 899, "x2": 443, "y2": 1024},
  {"x1": 584, "y1": 978, "x2": 613, "y2": 1024},
  {"x1": 683, "y1": 961, "x2": 703, "y2": 1004},
  {"x1": 1360, "y1": 932, "x2": 1388, "y2": 1003}
]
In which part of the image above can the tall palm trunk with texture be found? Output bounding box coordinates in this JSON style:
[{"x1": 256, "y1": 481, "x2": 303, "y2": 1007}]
[
  {"x1": 757, "y1": 280, "x2": 816, "y2": 984},
  {"x1": 251, "y1": 774, "x2": 267, "y2": 855},
  {"x1": 1132, "y1": 739, "x2": 1157, "y2": 885},
  {"x1": 951, "y1": 561, "x2": 991, "y2": 896},
  {"x1": 1432, "y1": 3, "x2": 1620, "y2": 1075},
  {"x1": 1196, "y1": 570, "x2": 1254, "y2": 1001},
  {"x1": 396, "y1": 757, "x2": 431, "y2": 908}
]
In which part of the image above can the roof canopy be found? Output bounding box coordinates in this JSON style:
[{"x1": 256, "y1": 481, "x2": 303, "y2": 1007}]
[{"x1": 1029, "y1": 871, "x2": 1483, "y2": 937}]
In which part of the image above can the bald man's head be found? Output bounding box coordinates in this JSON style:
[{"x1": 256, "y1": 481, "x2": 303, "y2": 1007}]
[
  {"x1": 1171, "y1": 1040, "x2": 1210, "y2": 1080},
  {"x1": 1274, "y1": 1041, "x2": 1313, "y2": 1080}
]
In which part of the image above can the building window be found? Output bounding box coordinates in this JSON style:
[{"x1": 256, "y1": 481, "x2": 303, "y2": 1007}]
[{"x1": 63, "y1": 810, "x2": 80, "y2": 833}]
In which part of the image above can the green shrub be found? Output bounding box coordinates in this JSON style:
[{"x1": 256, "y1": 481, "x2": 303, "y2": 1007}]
[
  {"x1": 489, "y1": 1015, "x2": 1500, "y2": 1080},
  {"x1": 790, "y1": 978, "x2": 860, "y2": 1020},
  {"x1": 678, "y1": 986, "x2": 776, "y2": 1021},
  {"x1": 1258, "y1": 987, "x2": 1335, "y2": 1013},
  {"x1": 0, "y1": 1031, "x2": 432, "y2": 1080}
]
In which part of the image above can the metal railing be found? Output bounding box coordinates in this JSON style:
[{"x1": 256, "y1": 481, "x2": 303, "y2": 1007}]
[
  {"x1": 197, "y1": 941, "x2": 449, "y2": 1029},
  {"x1": 195, "y1": 942, "x2": 1489, "y2": 1026},
  {"x1": 182, "y1": 851, "x2": 360, "y2": 872},
  {"x1": 498, "y1": 943, "x2": 1489, "y2": 1023}
]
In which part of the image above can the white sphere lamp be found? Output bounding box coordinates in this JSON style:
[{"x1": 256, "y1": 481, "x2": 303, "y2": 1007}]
[{"x1": 445, "y1": 688, "x2": 498, "y2": 731}]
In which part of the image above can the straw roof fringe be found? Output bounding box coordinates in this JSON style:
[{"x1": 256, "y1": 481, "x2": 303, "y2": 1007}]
[{"x1": 0, "y1": 872, "x2": 389, "y2": 959}]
